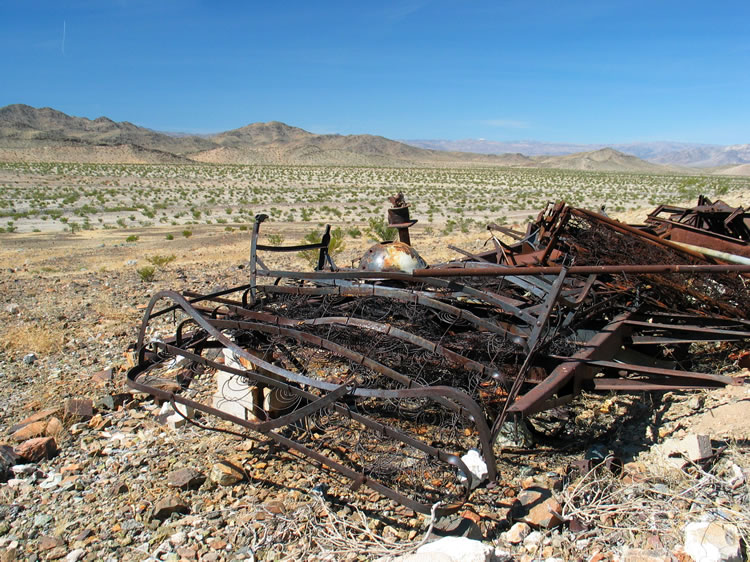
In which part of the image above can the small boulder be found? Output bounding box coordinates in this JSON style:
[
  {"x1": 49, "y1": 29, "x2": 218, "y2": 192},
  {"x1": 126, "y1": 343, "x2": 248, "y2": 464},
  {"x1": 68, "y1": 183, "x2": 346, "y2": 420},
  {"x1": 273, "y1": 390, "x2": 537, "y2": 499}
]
[
  {"x1": 152, "y1": 495, "x2": 190, "y2": 521},
  {"x1": 505, "y1": 521, "x2": 531, "y2": 544},
  {"x1": 209, "y1": 461, "x2": 244, "y2": 486},
  {"x1": 11, "y1": 421, "x2": 47, "y2": 442},
  {"x1": 64, "y1": 399, "x2": 93, "y2": 421},
  {"x1": 513, "y1": 486, "x2": 563, "y2": 528},
  {"x1": 168, "y1": 468, "x2": 206, "y2": 490},
  {"x1": 14, "y1": 437, "x2": 58, "y2": 462}
]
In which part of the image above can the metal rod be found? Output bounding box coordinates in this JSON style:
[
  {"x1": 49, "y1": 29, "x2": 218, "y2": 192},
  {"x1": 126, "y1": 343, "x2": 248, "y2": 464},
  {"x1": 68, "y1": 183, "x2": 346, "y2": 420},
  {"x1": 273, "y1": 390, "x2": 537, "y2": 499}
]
[{"x1": 412, "y1": 264, "x2": 750, "y2": 277}]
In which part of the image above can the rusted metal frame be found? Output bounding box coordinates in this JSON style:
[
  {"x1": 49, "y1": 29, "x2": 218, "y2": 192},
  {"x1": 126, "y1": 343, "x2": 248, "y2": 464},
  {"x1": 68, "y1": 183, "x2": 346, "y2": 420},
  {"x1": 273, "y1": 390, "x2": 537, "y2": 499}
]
[
  {"x1": 129, "y1": 349, "x2": 472, "y2": 515},
  {"x1": 623, "y1": 319, "x2": 750, "y2": 339},
  {"x1": 193, "y1": 304, "x2": 516, "y2": 389},
  {"x1": 254, "y1": 283, "x2": 530, "y2": 343},
  {"x1": 491, "y1": 268, "x2": 569, "y2": 438},
  {"x1": 144, "y1": 284, "x2": 253, "y2": 324},
  {"x1": 255, "y1": 241, "x2": 330, "y2": 253},
  {"x1": 570, "y1": 207, "x2": 715, "y2": 263},
  {"x1": 538, "y1": 205, "x2": 570, "y2": 265},
  {"x1": 300, "y1": 316, "x2": 503, "y2": 381},
  {"x1": 507, "y1": 312, "x2": 633, "y2": 418},
  {"x1": 203, "y1": 315, "x2": 498, "y2": 456},
  {"x1": 412, "y1": 263, "x2": 750, "y2": 277},
  {"x1": 644, "y1": 311, "x2": 750, "y2": 329},
  {"x1": 647, "y1": 217, "x2": 750, "y2": 246},
  {"x1": 486, "y1": 223, "x2": 527, "y2": 241},
  {"x1": 304, "y1": 274, "x2": 536, "y2": 326},
  {"x1": 630, "y1": 334, "x2": 747, "y2": 345},
  {"x1": 526, "y1": 267, "x2": 569, "y2": 352},
  {"x1": 132, "y1": 292, "x2": 496, "y2": 478},
  {"x1": 426, "y1": 260, "x2": 583, "y2": 308},
  {"x1": 258, "y1": 266, "x2": 533, "y2": 316},
  {"x1": 548, "y1": 356, "x2": 737, "y2": 386},
  {"x1": 183, "y1": 313, "x2": 498, "y2": 477},
  {"x1": 218, "y1": 306, "x2": 503, "y2": 381},
  {"x1": 249, "y1": 216, "x2": 267, "y2": 304},
  {"x1": 592, "y1": 379, "x2": 728, "y2": 391}
]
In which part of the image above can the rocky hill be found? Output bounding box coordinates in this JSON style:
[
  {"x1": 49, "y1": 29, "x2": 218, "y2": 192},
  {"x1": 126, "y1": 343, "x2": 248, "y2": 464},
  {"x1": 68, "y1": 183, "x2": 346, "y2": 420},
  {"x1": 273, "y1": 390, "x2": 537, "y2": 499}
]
[
  {"x1": 0, "y1": 104, "x2": 671, "y2": 170},
  {"x1": 534, "y1": 147, "x2": 671, "y2": 173}
]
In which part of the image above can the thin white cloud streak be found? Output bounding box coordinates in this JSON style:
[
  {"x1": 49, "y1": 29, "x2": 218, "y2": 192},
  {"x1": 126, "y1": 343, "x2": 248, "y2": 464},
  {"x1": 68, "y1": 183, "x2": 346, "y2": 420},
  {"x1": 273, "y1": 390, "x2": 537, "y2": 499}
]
[{"x1": 481, "y1": 119, "x2": 530, "y2": 129}]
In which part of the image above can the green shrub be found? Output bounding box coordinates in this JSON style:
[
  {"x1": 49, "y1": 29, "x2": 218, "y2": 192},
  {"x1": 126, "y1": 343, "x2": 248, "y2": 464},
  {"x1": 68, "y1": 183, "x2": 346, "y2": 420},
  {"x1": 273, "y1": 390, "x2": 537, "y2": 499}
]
[
  {"x1": 137, "y1": 266, "x2": 156, "y2": 282},
  {"x1": 298, "y1": 227, "x2": 345, "y2": 268},
  {"x1": 366, "y1": 218, "x2": 397, "y2": 242},
  {"x1": 126, "y1": 234, "x2": 139, "y2": 242},
  {"x1": 166, "y1": 233, "x2": 174, "y2": 240},
  {"x1": 146, "y1": 254, "x2": 176, "y2": 267},
  {"x1": 182, "y1": 230, "x2": 192, "y2": 238}
]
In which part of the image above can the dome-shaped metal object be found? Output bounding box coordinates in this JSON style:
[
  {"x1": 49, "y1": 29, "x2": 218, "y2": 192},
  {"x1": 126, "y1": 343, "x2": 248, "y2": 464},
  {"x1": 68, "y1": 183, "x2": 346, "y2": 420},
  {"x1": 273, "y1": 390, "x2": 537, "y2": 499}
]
[{"x1": 359, "y1": 241, "x2": 427, "y2": 274}]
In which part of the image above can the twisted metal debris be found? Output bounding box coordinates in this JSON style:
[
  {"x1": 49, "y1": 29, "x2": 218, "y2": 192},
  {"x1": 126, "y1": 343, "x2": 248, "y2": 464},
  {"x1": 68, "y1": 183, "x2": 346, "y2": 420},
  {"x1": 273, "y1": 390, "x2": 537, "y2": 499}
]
[{"x1": 127, "y1": 195, "x2": 750, "y2": 514}]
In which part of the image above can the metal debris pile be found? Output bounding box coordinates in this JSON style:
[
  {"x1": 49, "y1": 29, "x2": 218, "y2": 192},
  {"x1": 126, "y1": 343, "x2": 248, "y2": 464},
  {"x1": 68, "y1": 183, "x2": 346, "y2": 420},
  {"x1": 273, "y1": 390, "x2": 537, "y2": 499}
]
[{"x1": 127, "y1": 195, "x2": 749, "y2": 514}]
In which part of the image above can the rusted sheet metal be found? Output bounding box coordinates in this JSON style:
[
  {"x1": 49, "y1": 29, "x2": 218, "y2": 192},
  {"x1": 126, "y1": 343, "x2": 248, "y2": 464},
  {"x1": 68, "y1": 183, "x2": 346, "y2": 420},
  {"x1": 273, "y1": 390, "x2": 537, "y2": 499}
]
[
  {"x1": 646, "y1": 196, "x2": 750, "y2": 258},
  {"x1": 126, "y1": 194, "x2": 749, "y2": 515}
]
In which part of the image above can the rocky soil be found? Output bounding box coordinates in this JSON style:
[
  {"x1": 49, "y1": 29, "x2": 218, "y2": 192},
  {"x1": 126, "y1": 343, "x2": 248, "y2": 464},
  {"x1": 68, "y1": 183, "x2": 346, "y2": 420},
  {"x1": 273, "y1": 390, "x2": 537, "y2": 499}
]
[{"x1": 1, "y1": 227, "x2": 749, "y2": 561}]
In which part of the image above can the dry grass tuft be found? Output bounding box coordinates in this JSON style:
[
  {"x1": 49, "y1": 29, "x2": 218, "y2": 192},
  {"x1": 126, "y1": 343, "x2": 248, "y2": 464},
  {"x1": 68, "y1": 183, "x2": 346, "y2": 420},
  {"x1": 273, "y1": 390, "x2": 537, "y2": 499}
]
[
  {"x1": 1, "y1": 324, "x2": 65, "y2": 355},
  {"x1": 561, "y1": 449, "x2": 750, "y2": 553}
]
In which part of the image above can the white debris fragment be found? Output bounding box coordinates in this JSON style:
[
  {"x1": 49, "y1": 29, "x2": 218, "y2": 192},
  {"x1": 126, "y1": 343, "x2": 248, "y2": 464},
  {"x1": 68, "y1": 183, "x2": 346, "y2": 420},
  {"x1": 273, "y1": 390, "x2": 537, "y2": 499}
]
[{"x1": 458, "y1": 449, "x2": 488, "y2": 489}]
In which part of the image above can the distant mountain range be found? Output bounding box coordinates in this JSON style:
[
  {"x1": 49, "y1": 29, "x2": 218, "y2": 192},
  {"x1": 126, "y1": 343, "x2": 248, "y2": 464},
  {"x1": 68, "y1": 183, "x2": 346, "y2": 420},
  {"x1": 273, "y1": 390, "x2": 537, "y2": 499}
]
[
  {"x1": 404, "y1": 139, "x2": 750, "y2": 168},
  {"x1": 0, "y1": 104, "x2": 747, "y2": 175}
]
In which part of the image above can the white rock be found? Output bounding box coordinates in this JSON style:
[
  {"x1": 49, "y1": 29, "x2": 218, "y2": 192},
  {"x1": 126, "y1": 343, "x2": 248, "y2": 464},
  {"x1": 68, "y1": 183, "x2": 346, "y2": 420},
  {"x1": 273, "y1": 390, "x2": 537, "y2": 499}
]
[
  {"x1": 169, "y1": 531, "x2": 187, "y2": 546},
  {"x1": 66, "y1": 549, "x2": 86, "y2": 562},
  {"x1": 416, "y1": 536, "x2": 493, "y2": 562},
  {"x1": 505, "y1": 521, "x2": 531, "y2": 544},
  {"x1": 458, "y1": 449, "x2": 488, "y2": 489},
  {"x1": 684, "y1": 521, "x2": 741, "y2": 562},
  {"x1": 524, "y1": 530, "x2": 544, "y2": 548}
]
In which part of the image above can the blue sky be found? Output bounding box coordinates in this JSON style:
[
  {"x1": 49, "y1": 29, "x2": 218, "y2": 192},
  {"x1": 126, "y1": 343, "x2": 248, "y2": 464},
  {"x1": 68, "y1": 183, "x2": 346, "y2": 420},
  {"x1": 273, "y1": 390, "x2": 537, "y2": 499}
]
[{"x1": 1, "y1": 0, "x2": 748, "y2": 144}]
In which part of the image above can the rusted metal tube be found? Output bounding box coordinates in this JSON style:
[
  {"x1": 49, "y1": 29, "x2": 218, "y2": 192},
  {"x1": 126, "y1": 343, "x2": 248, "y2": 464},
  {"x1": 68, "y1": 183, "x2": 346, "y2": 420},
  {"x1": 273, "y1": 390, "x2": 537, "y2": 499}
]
[{"x1": 412, "y1": 264, "x2": 750, "y2": 277}]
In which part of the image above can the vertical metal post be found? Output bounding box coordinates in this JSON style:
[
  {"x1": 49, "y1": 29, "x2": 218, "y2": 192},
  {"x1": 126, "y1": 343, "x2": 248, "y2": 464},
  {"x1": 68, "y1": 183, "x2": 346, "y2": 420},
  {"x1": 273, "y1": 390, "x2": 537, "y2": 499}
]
[{"x1": 249, "y1": 214, "x2": 268, "y2": 305}]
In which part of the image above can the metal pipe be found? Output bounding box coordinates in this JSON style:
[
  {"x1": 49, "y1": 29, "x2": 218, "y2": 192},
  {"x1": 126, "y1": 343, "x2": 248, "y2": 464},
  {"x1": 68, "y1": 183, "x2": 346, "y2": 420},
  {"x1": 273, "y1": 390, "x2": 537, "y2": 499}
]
[
  {"x1": 669, "y1": 241, "x2": 750, "y2": 265},
  {"x1": 412, "y1": 263, "x2": 750, "y2": 277}
]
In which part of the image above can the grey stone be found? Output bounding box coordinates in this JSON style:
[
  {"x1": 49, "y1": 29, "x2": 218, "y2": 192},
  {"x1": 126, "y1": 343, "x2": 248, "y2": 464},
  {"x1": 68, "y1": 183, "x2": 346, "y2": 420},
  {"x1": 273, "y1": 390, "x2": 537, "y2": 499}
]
[
  {"x1": 495, "y1": 419, "x2": 534, "y2": 448},
  {"x1": 23, "y1": 353, "x2": 38, "y2": 365}
]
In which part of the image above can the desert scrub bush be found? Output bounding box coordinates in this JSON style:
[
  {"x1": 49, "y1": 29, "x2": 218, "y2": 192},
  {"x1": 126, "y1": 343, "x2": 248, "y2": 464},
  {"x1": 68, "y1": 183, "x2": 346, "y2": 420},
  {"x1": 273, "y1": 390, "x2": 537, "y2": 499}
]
[
  {"x1": 166, "y1": 233, "x2": 174, "y2": 240},
  {"x1": 137, "y1": 265, "x2": 156, "y2": 282},
  {"x1": 126, "y1": 234, "x2": 139, "y2": 242},
  {"x1": 346, "y1": 227, "x2": 362, "y2": 238},
  {"x1": 267, "y1": 233, "x2": 284, "y2": 246},
  {"x1": 298, "y1": 227, "x2": 345, "y2": 268},
  {"x1": 146, "y1": 254, "x2": 176, "y2": 267},
  {"x1": 366, "y1": 218, "x2": 397, "y2": 242},
  {"x1": 182, "y1": 229, "x2": 193, "y2": 238}
]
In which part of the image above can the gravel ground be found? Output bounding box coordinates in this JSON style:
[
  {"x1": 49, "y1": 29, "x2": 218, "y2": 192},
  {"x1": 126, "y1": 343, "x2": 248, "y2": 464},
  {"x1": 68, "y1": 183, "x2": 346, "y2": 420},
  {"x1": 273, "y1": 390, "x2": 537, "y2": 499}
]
[{"x1": 1, "y1": 228, "x2": 748, "y2": 562}]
